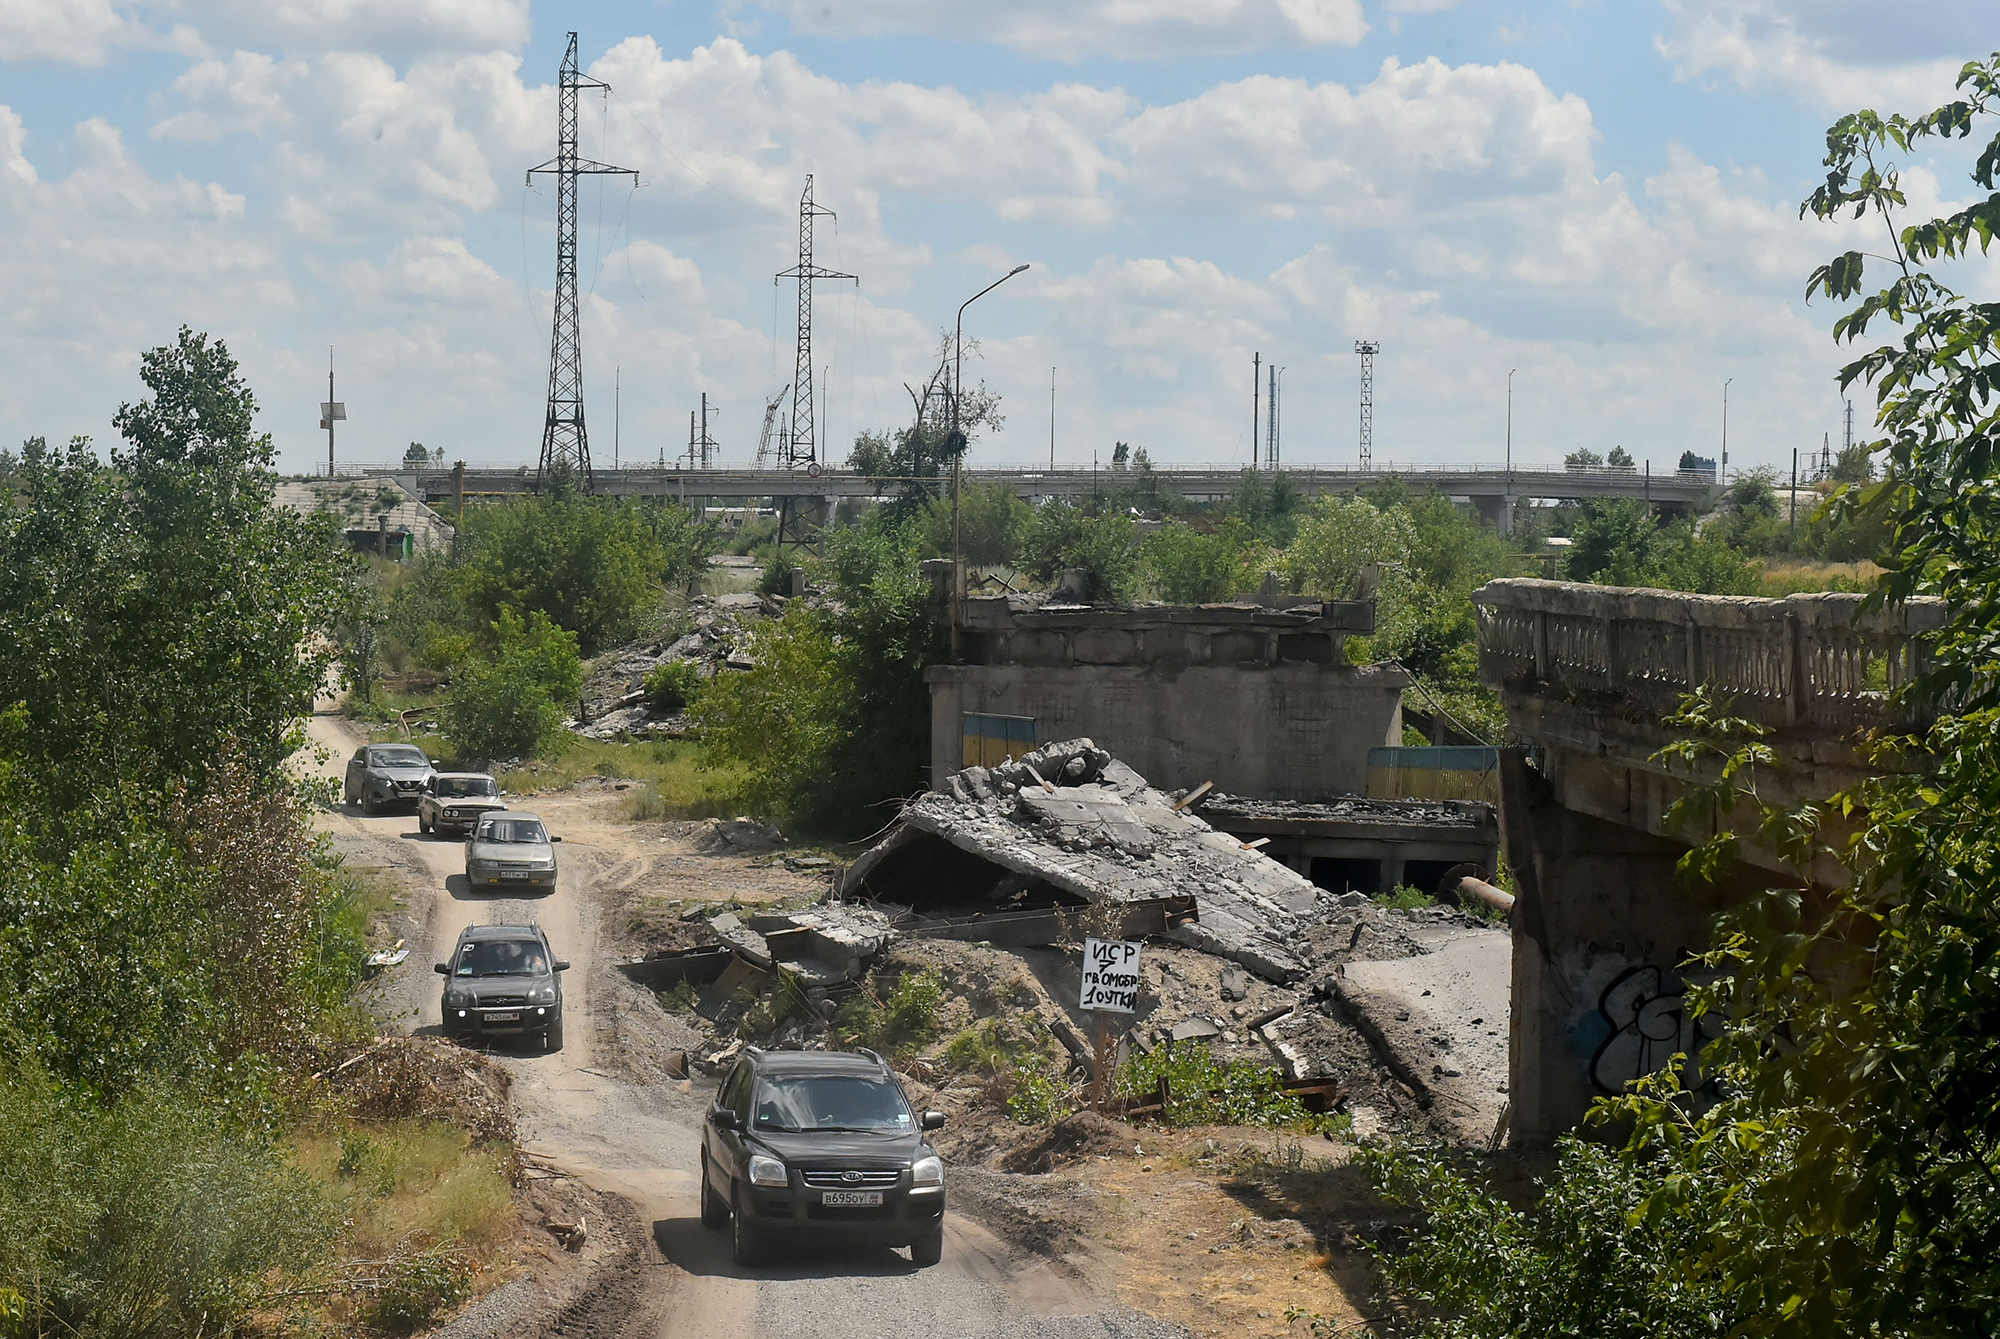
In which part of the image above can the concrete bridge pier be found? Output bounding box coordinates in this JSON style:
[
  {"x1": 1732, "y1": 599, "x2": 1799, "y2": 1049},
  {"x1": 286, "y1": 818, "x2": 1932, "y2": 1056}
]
[
  {"x1": 1497, "y1": 750, "x2": 1747, "y2": 1144},
  {"x1": 1470, "y1": 491, "x2": 1514, "y2": 534}
]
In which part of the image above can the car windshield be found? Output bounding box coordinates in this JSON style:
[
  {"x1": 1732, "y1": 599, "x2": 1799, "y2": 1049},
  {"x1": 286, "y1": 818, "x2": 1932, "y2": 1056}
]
[
  {"x1": 476, "y1": 819, "x2": 547, "y2": 843},
  {"x1": 753, "y1": 1075, "x2": 914, "y2": 1133},
  {"x1": 455, "y1": 939, "x2": 548, "y2": 976},
  {"x1": 436, "y1": 777, "x2": 497, "y2": 799},
  {"x1": 371, "y1": 747, "x2": 429, "y2": 768}
]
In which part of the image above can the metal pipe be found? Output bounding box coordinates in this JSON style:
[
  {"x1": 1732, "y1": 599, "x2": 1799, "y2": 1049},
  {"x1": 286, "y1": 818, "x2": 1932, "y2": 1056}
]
[{"x1": 1454, "y1": 876, "x2": 1515, "y2": 916}]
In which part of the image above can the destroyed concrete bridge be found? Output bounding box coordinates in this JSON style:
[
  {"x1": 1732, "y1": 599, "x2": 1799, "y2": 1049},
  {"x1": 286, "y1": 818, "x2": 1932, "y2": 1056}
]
[{"x1": 1476, "y1": 578, "x2": 1944, "y2": 1143}]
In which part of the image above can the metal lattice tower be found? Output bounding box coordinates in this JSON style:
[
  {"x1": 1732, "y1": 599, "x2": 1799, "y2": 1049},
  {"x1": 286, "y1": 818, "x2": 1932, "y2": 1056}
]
[
  {"x1": 526, "y1": 32, "x2": 636, "y2": 492},
  {"x1": 1355, "y1": 340, "x2": 1378, "y2": 469},
  {"x1": 775, "y1": 175, "x2": 856, "y2": 470},
  {"x1": 755, "y1": 384, "x2": 790, "y2": 467},
  {"x1": 1264, "y1": 365, "x2": 1283, "y2": 471}
]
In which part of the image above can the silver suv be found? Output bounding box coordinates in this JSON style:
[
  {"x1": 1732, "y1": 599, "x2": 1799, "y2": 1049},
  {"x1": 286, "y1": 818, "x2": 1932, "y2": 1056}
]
[{"x1": 343, "y1": 744, "x2": 435, "y2": 815}]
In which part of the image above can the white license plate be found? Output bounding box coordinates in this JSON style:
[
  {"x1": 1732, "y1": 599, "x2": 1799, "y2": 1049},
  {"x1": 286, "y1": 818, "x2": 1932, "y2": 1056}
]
[
  {"x1": 484, "y1": 1011, "x2": 520, "y2": 1022},
  {"x1": 819, "y1": 1190, "x2": 883, "y2": 1207},
  {"x1": 502, "y1": 872, "x2": 536, "y2": 880}
]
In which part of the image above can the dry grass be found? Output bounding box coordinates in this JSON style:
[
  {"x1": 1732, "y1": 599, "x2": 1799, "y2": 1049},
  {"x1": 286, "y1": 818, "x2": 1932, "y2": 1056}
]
[
  {"x1": 292, "y1": 1118, "x2": 517, "y2": 1259},
  {"x1": 1754, "y1": 558, "x2": 1883, "y2": 595},
  {"x1": 496, "y1": 737, "x2": 753, "y2": 819}
]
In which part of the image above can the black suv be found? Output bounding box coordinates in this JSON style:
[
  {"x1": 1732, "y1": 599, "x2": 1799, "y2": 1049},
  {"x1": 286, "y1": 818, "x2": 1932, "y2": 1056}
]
[
  {"x1": 434, "y1": 923, "x2": 568, "y2": 1051},
  {"x1": 700, "y1": 1048, "x2": 947, "y2": 1268}
]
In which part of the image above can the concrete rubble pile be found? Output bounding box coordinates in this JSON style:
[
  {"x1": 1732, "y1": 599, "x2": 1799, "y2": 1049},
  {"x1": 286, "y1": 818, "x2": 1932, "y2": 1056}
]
[
  {"x1": 572, "y1": 592, "x2": 772, "y2": 741},
  {"x1": 841, "y1": 738, "x2": 1320, "y2": 982}
]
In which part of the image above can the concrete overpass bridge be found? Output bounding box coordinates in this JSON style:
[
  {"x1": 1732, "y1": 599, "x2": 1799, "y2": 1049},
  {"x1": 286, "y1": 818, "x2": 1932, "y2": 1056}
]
[
  {"x1": 369, "y1": 461, "x2": 1715, "y2": 529},
  {"x1": 1475, "y1": 578, "x2": 1942, "y2": 1143}
]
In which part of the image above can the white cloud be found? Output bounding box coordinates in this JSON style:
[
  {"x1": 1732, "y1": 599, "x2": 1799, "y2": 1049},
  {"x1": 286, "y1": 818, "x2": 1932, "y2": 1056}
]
[
  {"x1": 726, "y1": 0, "x2": 1367, "y2": 60},
  {"x1": 1657, "y1": 0, "x2": 1974, "y2": 110},
  {"x1": 0, "y1": 0, "x2": 525, "y2": 65}
]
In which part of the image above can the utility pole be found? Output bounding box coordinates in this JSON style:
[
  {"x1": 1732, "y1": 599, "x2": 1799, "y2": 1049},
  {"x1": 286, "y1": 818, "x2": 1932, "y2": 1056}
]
[
  {"x1": 698, "y1": 392, "x2": 717, "y2": 470},
  {"x1": 773, "y1": 174, "x2": 856, "y2": 547},
  {"x1": 1251, "y1": 352, "x2": 1260, "y2": 470},
  {"x1": 319, "y1": 346, "x2": 345, "y2": 479},
  {"x1": 1354, "y1": 340, "x2": 1378, "y2": 470},
  {"x1": 1505, "y1": 368, "x2": 1516, "y2": 483},
  {"x1": 526, "y1": 32, "x2": 637, "y2": 493},
  {"x1": 1050, "y1": 366, "x2": 1056, "y2": 471},
  {"x1": 613, "y1": 365, "x2": 620, "y2": 472},
  {"x1": 949, "y1": 263, "x2": 1030, "y2": 660}
]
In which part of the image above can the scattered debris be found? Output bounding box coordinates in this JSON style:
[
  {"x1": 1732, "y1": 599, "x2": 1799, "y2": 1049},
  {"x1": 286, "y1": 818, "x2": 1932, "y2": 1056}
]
[{"x1": 546, "y1": 1218, "x2": 588, "y2": 1252}]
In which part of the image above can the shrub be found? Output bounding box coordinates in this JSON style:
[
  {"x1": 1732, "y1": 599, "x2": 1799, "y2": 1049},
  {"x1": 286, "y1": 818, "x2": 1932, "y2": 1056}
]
[
  {"x1": 361, "y1": 1250, "x2": 474, "y2": 1335},
  {"x1": 1019, "y1": 501, "x2": 1139, "y2": 600},
  {"x1": 441, "y1": 610, "x2": 582, "y2": 764},
  {"x1": 1117, "y1": 1040, "x2": 1324, "y2": 1131},
  {"x1": 643, "y1": 660, "x2": 702, "y2": 714},
  {"x1": 0, "y1": 1065, "x2": 339, "y2": 1339}
]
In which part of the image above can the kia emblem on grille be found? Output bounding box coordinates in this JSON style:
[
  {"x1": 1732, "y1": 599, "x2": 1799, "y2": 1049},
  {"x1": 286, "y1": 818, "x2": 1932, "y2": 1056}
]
[{"x1": 841, "y1": 1170, "x2": 861, "y2": 1184}]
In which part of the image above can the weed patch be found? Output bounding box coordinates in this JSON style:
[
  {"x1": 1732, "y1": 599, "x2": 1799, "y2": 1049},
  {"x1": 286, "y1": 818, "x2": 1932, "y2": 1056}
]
[{"x1": 1119, "y1": 1040, "x2": 1333, "y2": 1133}]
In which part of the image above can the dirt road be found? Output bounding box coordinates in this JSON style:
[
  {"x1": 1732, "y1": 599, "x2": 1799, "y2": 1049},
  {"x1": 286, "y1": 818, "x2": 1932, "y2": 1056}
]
[{"x1": 308, "y1": 715, "x2": 1186, "y2": 1339}]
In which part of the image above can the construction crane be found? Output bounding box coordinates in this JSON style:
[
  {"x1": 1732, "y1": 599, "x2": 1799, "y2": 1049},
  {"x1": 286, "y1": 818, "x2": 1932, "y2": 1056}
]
[{"x1": 756, "y1": 384, "x2": 791, "y2": 469}]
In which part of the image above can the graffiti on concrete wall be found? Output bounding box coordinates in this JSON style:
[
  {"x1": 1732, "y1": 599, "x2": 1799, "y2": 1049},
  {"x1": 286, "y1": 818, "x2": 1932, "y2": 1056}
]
[{"x1": 1587, "y1": 962, "x2": 1721, "y2": 1096}]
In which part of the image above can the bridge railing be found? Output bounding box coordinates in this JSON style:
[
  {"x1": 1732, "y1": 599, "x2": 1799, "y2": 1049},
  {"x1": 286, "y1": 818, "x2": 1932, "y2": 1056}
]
[{"x1": 1474, "y1": 578, "x2": 1947, "y2": 734}]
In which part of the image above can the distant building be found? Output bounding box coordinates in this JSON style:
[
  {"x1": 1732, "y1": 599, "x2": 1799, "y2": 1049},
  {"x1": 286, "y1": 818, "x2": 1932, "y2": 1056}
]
[{"x1": 274, "y1": 478, "x2": 456, "y2": 559}]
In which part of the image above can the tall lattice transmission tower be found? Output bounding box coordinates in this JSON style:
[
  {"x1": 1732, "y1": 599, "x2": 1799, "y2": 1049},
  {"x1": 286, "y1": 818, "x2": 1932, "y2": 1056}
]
[
  {"x1": 527, "y1": 32, "x2": 636, "y2": 492},
  {"x1": 775, "y1": 176, "x2": 856, "y2": 470},
  {"x1": 772, "y1": 175, "x2": 856, "y2": 545},
  {"x1": 1264, "y1": 365, "x2": 1283, "y2": 471},
  {"x1": 1354, "y1": 340, "x2": 1378, "y2": 469}
]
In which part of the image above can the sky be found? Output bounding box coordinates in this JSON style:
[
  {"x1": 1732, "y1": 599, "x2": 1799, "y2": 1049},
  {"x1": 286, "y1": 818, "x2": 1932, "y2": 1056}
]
[{"x1": 1, "y1": 0, "x2": 1995, "y2": 478}]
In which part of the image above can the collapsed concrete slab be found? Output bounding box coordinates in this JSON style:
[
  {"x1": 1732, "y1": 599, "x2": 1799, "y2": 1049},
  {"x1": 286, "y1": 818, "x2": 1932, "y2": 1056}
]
[{"x1": 840, "y1": 738, "x2": 1322, "y2": 981}]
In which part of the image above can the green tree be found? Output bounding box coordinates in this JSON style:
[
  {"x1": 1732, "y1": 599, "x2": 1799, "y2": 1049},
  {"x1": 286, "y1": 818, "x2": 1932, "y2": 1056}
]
[
  {"x1": 0, "y1": 331, "x2": 347, "y2": 809},
  {"x1": 1141, "y1": 519, "x2": 1264, "y2": 603},
  {"x1": 1283, "y1": 493, "x2": 1414, "y2": 596},
  {"x1": 694, "y1": 519, "x2": 942, "y2": 832},
  {"x1": 919, "y1": 479, "x2": 1031, "y2": 567},
  {"x1": 1230, "y1": 469, "x2": 1305, "y2": 546},
  {"x1": 1018, "y1": 501, "x2": 1139, "y2": 600},
  {"x1": 455, "y1": 492, "x2": 663, "y2": 654},
  {"x1": 441, "y1": 610, "x2": 582, "y2": 762},
  {"x1": 1565, "y1": 446, "x2": 1605, "y2": 470},
  {"x1": 1607, "y1": 445, "x2": 1636, "y2": 470},
  {"x1": 848, "y1": 336, "x2": 1005, "y2": 522}
]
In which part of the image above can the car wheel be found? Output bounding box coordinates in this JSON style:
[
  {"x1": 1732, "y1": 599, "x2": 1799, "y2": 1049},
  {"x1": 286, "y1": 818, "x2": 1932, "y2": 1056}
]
[
  {"x1": 361, "y1": 790, "x2": 379, "y2": 816},
  {"x1": 731, "y1": 1188, "x2": 764, "y2": 1268},
  {"x1": 700, "y1": 1157, "x2": 729, "y2": 1230},
  {"x1": 419, "y1": 811, "x2": 432, "y2": 834},
  {"x1": 910, "y1": 1226, "x2": 944, "y2": 1268},
  {"x1": 544, "y1": 1017, "x2": 564, "y2": 1052}
]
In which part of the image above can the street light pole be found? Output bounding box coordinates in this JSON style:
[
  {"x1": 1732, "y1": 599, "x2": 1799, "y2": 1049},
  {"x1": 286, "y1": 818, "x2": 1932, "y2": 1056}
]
[
  {"x1": 1505, "y1": 367, "x2": 1516, "y2": 496},
  {"x1": 950, "y1": 262, "x2": 1029, "y2": 659}
]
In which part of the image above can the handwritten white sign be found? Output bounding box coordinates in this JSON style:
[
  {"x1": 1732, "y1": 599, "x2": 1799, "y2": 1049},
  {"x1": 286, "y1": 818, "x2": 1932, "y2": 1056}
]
[{"x1": 1080, "y1": 938, "x2": 1142, "y2": 1013}]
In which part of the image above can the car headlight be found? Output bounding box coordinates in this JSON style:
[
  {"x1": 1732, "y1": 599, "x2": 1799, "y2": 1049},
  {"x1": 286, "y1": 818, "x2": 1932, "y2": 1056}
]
[
  {"x1": 910, "y1": 1155, "x2": 944, "y2": 1188},
  {"x1": 531, "y1": 858, "x2": 555, "y2": 871},
  {"x1": 529, "y1": 985, "x2": 556, "y2": 1003},
  {"x1": 444, "y1": 990, "x2": 470, "y2": 1009},
  {"x1": 748, "y1": 1154, "x2": 788, "y2": 1188}
]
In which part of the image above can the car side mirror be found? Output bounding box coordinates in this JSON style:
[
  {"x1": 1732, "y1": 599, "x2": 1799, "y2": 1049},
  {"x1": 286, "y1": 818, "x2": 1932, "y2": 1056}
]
[
  {"x1": 554, "y1": 960, "x2": 570, "y2": 972},
  {"x1": 921, "y1": 1111, "x2": 946, "y2": 1132},
  {"x1": 433, "y1": 962, "x2": 449, "y2": 975},
  {"x1": 712, "y1": 1108, "x2": 740, "y2": 1131},
  {"x1": 550, "y1": 835, "x2": 563, "y2": 842}
]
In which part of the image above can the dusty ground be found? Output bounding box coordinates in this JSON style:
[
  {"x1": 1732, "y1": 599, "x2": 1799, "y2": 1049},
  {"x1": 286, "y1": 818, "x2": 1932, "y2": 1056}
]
[{"x1": 311, "y1": 715, "x2": 1239, "y2": 1337}]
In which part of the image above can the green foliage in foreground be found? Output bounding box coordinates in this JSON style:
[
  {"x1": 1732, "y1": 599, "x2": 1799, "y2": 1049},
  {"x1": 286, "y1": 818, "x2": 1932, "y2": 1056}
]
[
  {"x1": 442, "y1": 609, "x2": 582, "y2": 764},
  {"x1": 1117, "y1": 1040, "x2": 1327, "y2": 1132},
  {"x1": 0, "y1": 329, "x2": 347, "y2": 812},
  {"x1": 642, "y1": 659, "x2": 703, "y2": 715},
  {"x1": 1018, "y1": 500, "x2": 1139, "y2": 600},
  {"x1": 1361, "y1": 1138, "x2": 1729, "y2": 1339},
  {"x1": 0, "y1": 1062, "x2": 339, "y2": 1339}
]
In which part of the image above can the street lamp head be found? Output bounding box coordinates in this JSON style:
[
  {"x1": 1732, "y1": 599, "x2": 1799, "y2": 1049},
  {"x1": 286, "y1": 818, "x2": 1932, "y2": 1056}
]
[{"x1": 1008, "y1": 263, "x2": 1030, "y2": 276}]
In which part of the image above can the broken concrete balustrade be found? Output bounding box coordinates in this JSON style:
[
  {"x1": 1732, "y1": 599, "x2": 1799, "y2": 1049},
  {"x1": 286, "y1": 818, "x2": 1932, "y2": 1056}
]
[
  {"x1": 840, "y1": 738, "x2": 1322, "y2": 982},
  {"x1": 615, "y1": 901, "x2": 900, "y2": 1025}
]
